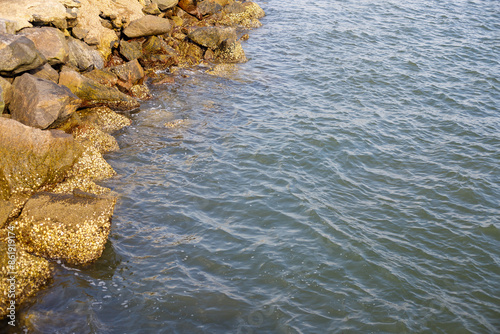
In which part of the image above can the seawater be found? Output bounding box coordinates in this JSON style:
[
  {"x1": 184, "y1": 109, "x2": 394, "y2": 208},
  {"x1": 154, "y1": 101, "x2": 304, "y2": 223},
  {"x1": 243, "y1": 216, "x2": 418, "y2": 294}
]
[{"x1": 7, "y1": 0, "x2": 500, "y2": 333}]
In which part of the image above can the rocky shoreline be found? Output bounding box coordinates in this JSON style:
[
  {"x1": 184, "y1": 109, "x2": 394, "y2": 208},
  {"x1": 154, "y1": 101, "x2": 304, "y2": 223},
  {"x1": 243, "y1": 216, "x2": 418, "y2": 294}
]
[{"x1": 0, "y1": 0, "x2": 264, "y2": 324}]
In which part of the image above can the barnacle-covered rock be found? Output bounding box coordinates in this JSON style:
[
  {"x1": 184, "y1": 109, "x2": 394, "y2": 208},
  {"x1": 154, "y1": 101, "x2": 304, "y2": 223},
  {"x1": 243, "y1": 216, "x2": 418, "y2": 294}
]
[
  {"x1": 0, "y1": 241, "x2": 52, "y2": 319},
  {"x1": 9, "y1": 192, "x2": 116, "y2": 266}
]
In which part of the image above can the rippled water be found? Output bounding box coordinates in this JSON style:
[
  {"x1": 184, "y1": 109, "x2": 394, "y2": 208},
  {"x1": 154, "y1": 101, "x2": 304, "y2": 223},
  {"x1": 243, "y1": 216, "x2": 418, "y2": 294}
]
[{"x1": 6, "y1": 0, "x2": 500, "y2": 333}]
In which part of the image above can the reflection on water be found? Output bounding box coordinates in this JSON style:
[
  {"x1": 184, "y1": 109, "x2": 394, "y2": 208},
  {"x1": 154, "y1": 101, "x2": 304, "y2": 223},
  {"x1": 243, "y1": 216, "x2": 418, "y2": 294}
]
[{"x1": 4, "y1": 0, "x2": 500, "y2": 333}]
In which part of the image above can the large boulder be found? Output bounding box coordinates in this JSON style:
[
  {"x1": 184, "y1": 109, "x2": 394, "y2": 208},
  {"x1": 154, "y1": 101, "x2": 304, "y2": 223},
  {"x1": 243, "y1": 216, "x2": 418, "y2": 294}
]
[
  {"x1": 123, "y1": 15, "x2": 172, "y2": 38},
  {"x1": 188, "y1": 26, "x2": 237, "y2": 50},
  {"x1": 18, "y1": 27, "x2": 69, "y2": 65},
  {"x1": 152, "y1": 0, "x2": 179, "y2": 11},
  {"x1": 0, "y1": 35, "x2": 46, "y2": 76},
  {"x1": 0, "y1": 241, "x2": 52, "y2": 320},
  {"x1": 0, "y1": 118, "x2": 80, "y2": 200},
  {"x1": 66, "y1": 36, "x2": 104, "y2": 71},
  {"x1": 10, "y1": 74, "x2": 81, "y2": 129},
  {"x1": 10, "y1": 192, "x2": 116, "y2": 266},
  {"x1": 59, "y1": 67, "x2": 140, "y2": 111}
]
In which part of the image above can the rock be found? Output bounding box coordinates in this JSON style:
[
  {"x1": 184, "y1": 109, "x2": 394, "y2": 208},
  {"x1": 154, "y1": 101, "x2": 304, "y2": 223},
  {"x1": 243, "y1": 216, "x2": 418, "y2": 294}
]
[
  {"x1": 214, "y1": 39, "x2": 247, "y2": 63},
  {"x1": 129, "y1": 84, "x2": 152, "y2": 99},
  {"x1": 123, "y1": 15, "x2": 172, "y2": 38},
  {"x1": 0, "y1": 241, "x2": 52, "y2": 320},
  {"x1": 59, "y1": 67, "x2": 140, "y2": 111},
  {"x1": 139, "y1": 35, "x2": 179, "y2": 70},
  {"x1": 0, "y1": 0, "x2": 69, "y2": 32},
  {"x1": 71, "y1": 25, "x2": 89, "y2": 40},
  {"x1": 110, "y1": 59, "x2": 145, "y2": 86},
  {"x1": 10, "y1": 74, "x2": 81, "y2": 129},
  {"x1": 120, "y1": 39, "x2": 144, "y2": 61},
  {"x1": 188, "y1": 26, "x2": 237, "y2": 50},
  {"x1": 0, "y1": 199, "x2": 14, "y2": 227},
  {"x1": 0, "y1": 118, "x2": 80, "y2": 200},
  {"x1": 175, "y1": 40, "x2": 205, "y2": 66},
  {"x1": 77, "y1": 106, "x2": 131, "y2": 133},
  {"x1": 0, "y1": 35, "x2": 46, "y2": 76},
  {"x1": 28, "y1": 63, "x2": 60, "y2": 83},
  {"x1": 75, "y1": 0, "x2": 144, "y2": 58},
  {"x1": 67, "y1": 36, "x2": 105, "y2": 71},
  {"x1": 83, "y1": 69, "x2": 118, "y2": 87},
  {"x1": 152, "y1": 0, "x2": 179, "y2": 11},
  {"x1": 0, "y1": 18, "x2": 17, "y2": 35},
  {"x1": 177, "y1": 0, "x2": 199, "y2": 17},
  {"x1": 72, "y1": 123, "x2": 120, "y2": 154},
  {"x1": 172, "y1": 6, "x2": 199, "y2": 25},
  {"x1": 210, "y1": 1, "x2": 265, "y2": 28},
  {"x1": 197, "y1": 0, "x2": 223, "y2": 16},
  {"x1": 19, "y1": 27, "x2": 70, "y2": 65},
  {"x1": 143, "y1": 3, "x2": 162, "y2": 15},
  {"x1": 10, "y1": 192, "x2": 116, "y2": 266},
  {"x1": 0, "y1": 77, "x2": 12, "y2": 114}
]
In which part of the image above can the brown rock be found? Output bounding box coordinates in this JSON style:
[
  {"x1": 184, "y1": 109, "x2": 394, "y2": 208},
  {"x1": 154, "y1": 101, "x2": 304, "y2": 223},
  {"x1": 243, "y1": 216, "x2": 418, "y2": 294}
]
[
  {"x1": 0, "y1": 77, "x2": 12, "y2": 114},
  {"x1": 152, "y1": 0, "x2": 179, "y2": 11},
  {"x1": 59, "y1": 67, "x2": 140, "y2": 111},
  {"x1": 119, "y1": 38, "x2": 144, "y2": 61},
  {"x1": 0, "y1": 118, "x2": 80, "y2": 200},
  {"x1": 10, "y1": 192, "x2": 116, "y2": 265},
  {"x1": 19, "y1": 27, "x2": 70, "y2": 65},
  {"x1": 83, "y1": 69, "x2": 119, "y2": 87},
  {"x1": 109, "y1": 59, "x2": 145, "y2": 86},
  {"x1": 178, "y1": 0, "x2": 199, "y2": 17},
  {"x1": 214, "y1": 39, "x2": 247, "y2": 63},
  {"x1": 10, "y1": 74, "x2": 81, "y2": 129},
  {"x1": 197, "y1": 0, "x2": 222, "y2": 16},
  {"x1": 123, "y1": 15, "x2": 172, "y2": 38},
  {"x1": 28, "y1": 63, "x2": 60, "y2": 83},
  {"x1": 188, "y1": 26, "x2": 237, "y2": 50},
  {"x1": 0, "y1": 35, "x2": 46, "y2": 76}
]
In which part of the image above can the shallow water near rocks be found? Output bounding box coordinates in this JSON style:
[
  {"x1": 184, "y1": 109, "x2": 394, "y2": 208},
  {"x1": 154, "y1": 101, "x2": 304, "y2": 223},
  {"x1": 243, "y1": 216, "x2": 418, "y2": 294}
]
[{"x1": 5, "y1": 0, "x2": 500, "y2": 332}]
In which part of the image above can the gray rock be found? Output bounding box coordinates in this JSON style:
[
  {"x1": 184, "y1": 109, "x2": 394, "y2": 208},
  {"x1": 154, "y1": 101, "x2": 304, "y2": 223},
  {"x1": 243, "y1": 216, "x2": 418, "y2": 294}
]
[
  {"x1": 142, "y1": 3, "x2": 161, "y2": 15},
  {"x1": 120, "y1": 39, "x2": 144, "y2": 61},
  {"x1": 19, "y1": 27, "x2": 69, "y2": 65},
  {"x1": 0, "y1": 35, "x2": 46, "y2": 76},
  {"x1": 152, "y1": 0, "x2": 179, "y2": 11},
  {"x1": 67, "y1": 36, "x2": 104, "y2": 71},
  {"x1": 59, "y1": 67, "x2": 140, "y2": 111},
  {"x1": 123, "y1": 15, "x2": 172, "y2": 38},
  {"x1": 10, "y1": 74, "x2": 81, "y2": 129},
  {"x1": 188, "y1": 26, "x2": 237, "y2": 50},
  {"x1": 12, "y1": 192, "x2": 116, "y2": 265},
  {"x1": 0, "y1": 118, "x2": 80, "y2": 200},
  {"x1": 28, "y1": 63, "x2": 60, "y2": 83}
]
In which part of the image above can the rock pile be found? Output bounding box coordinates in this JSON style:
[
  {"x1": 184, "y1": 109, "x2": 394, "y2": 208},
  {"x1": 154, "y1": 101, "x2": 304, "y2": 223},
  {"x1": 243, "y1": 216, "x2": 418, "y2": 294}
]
[{"x1": 0, "y1": 0, "x2": 264, "y2": 320}]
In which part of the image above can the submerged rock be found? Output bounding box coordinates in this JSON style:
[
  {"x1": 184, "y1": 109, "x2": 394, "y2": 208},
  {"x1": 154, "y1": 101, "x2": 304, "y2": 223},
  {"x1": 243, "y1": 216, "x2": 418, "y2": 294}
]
[
  {"x1": 59, "y1": 67, "x2": 140, "y2": 111},
  {"x1": 19, "y1": 27, "x2": 70, "y2": 65},
  {"x1": 0, "y1": 118, "x2": 80, "y2": 200},
  {"x1": 123, "y1": 15, "x2": 172, "y2": 38},
  {"x1": 0, "y1": 35, "x2": 46, "y2": 76},
  {"x1": 10, "y1": 74, "x2": 81, "y2": 129},
  {"x1": 10, "y1": 192, "x2": 116, "y2": 266},
  {"x1": 0, "y1": 241, "x2": 52, "y2": 320}
]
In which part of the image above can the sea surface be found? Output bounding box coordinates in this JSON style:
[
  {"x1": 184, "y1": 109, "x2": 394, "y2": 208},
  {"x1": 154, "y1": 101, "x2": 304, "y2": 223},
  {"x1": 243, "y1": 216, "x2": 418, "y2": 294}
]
[{"x1": 6, "y1": 0, "x2": 500, "y2": 333}]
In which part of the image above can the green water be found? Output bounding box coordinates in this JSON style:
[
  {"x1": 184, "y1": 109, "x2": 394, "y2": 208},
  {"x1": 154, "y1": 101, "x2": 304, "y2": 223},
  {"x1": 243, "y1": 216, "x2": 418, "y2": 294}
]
[{"x1": 5, "y1": 0, "x2": 500, "y2": 333}]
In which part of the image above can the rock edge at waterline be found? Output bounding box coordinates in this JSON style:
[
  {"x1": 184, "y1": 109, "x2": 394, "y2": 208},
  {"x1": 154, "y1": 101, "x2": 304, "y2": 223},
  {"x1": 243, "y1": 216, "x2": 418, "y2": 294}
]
[{"x1": 0, "y1": 0, "x2": 265, "y2": 321}]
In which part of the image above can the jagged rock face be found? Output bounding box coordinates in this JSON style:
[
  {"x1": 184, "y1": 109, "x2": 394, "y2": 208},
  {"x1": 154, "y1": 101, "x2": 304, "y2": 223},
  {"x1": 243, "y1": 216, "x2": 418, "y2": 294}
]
[
  {"x1": 10, "y1": 73, "x2": 81, "y2": 129},
  {"x1": 0, "y1": 241, "x2": 52, "y2": 320},
  {"x1": 0, "y1": 35, "x2": 46, "y2": 76},
  {"x1": 19, "y1": 27, "x2": 70, "y2": 65},
  {"x1": 0, "y1": 0, "x2": 69, "y2": 32},
  {"x1": 59, "y1": 67, "x2": 140, "y2": 111},
  {"x1": 9, "y1": 192, "x2": 116, "y2": 266},
  {"x1": 0, "y1": 118, "x2": 81, "y2": 200},
  {"x1": 66, "y1": 37, "x2": 104, "y2": 71},
  {"x1": 123, "y1": 15, "x2": 173, "y2": 38}
]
